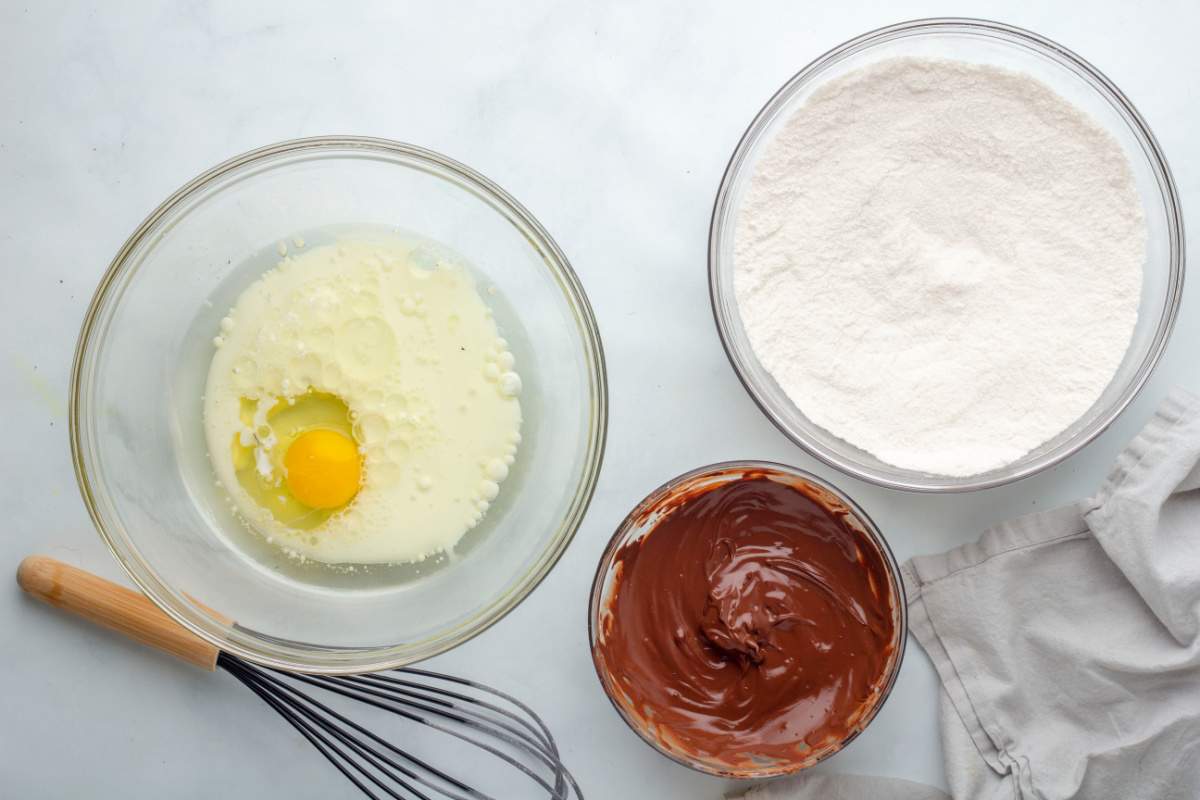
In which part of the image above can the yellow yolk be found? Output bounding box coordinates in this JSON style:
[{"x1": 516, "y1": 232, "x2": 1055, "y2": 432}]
[{"x1": 284, "y1": 430, "x2": 362, "y2": 509}]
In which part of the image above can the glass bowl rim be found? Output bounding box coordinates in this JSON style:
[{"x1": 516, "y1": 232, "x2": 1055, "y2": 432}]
[
  {"x1": 708, "y1": 17, "x2": 1186, "y2": 493},
  {"x1": 70, "y1": 135, "x2": 609, "y2": 674},
  {"x1": 587, "y1": 459, "x2": 909, "y2": 778}
]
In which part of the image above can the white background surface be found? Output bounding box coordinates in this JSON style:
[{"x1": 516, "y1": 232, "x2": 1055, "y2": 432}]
[{"x1": 1, "y1": 2, "x2": 1196, "y2": 797}]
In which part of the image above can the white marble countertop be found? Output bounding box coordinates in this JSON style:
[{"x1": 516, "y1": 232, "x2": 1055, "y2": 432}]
[{"x1": 2, "y1": 2, "x2": 1196, "y2": 797}]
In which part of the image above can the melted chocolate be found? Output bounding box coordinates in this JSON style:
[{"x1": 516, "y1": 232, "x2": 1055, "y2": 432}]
[{"x1": 595, "y1": 472, "x2": 898, "y2": 771}]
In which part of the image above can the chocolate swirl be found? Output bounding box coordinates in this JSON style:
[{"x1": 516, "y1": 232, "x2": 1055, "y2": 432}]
[{"x1": 595, "y1": 473, "x2": 898, "y2": 770}]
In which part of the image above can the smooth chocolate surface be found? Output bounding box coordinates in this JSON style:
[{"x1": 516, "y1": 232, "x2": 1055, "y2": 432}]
[{"x1": 595, "y1": 472, "x2": 898, "y2": 770}]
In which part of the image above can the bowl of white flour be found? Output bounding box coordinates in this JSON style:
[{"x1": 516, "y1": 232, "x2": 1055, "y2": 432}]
[{"x1": 710, "y1": 18, "x2": 1183, "y2": 491}]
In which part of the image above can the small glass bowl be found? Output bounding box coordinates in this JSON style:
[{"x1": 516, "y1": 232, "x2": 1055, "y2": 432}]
[
  {"x1": 588, "y1": 461, "x2": 907, "y2": 778},
  {"x1": 72, "y1": 137, "x2": 607, "y2": 673},
  {"x1": 709, "y1": 18, "x2": 1185, "y2": 492}
]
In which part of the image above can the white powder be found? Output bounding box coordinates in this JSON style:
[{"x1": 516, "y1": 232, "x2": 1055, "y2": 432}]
[{"x1": 734, "y1": 58, "x2": 1145, "y2": 476}]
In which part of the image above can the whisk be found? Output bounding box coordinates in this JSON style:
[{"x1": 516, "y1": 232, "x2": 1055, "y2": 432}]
[{"x1": 17, "y1": 556, "x2": 583, "y2": 800}]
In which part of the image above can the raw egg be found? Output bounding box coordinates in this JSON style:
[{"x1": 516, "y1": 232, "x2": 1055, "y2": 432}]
[{"x1": 204, "y1": 234, "x2": 523, "y2": 564}]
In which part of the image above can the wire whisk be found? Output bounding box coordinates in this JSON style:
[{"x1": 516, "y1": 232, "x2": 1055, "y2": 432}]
[
  {"x1": 18, "y1": 556, "x2": 583, "y2": 800},
  {"x1": 221, "y1": 655, "x2": 582, "y2": 799}
]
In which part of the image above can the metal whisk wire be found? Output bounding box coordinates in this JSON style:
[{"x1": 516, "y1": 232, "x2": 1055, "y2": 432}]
[
  {"x1": 17, "y1": 558, "x2": 584, "y2": 799},
  {"x1": 219, "y1": 653, "x2": 583, "y2": 800}
]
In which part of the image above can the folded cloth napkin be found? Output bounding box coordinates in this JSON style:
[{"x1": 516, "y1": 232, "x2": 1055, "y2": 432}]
[{"x1": 741, "y1": 389, "x2": 1200, "y2": 800}]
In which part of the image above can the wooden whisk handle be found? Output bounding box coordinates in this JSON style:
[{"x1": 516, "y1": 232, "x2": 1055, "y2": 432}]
[{"x1": 17, "y1": 555, "x2": 222, "y2": 671}]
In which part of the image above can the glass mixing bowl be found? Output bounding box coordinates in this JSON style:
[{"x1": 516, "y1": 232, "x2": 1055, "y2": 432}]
[
  {"x1": 589, "y1": 461, "x2": 907, "y2": 777},
  {"x1": 72, "y1": 137, "x2": 607, "y2": 672},
  {"x1": 709, "y1": 18, "x2": 1185, "y2": 492}
]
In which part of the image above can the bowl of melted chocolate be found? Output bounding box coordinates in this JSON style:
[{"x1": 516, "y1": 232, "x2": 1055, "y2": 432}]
[{"x1": 589, "y1": 461, "x2": 906, "y2": 777}]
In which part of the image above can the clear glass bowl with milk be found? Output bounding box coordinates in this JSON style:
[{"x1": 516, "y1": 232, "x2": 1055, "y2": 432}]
[{"x1": 72, "y1": 137, "x2": 607, "y2": 671}]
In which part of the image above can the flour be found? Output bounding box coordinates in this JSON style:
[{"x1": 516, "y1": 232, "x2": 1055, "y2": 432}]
[{"x1": 734, "y1": 58, "x2": 1145, "y2": 477}]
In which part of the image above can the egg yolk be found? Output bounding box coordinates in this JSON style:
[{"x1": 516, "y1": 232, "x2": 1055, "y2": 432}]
[{"x1": 284, "y1": 429, "x2": 362, "y2": 509}]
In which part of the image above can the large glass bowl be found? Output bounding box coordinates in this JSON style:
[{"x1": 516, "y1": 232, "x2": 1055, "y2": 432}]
[
  {"x1": 72, "y1": 137, "x2": 607, "y2": 673},
  {"x1": 589, "y1": 461, "x2": 907, "y2": 777},
  {"x1": 710, "y1": 18, "x2": 1185, "y2": 492}
]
